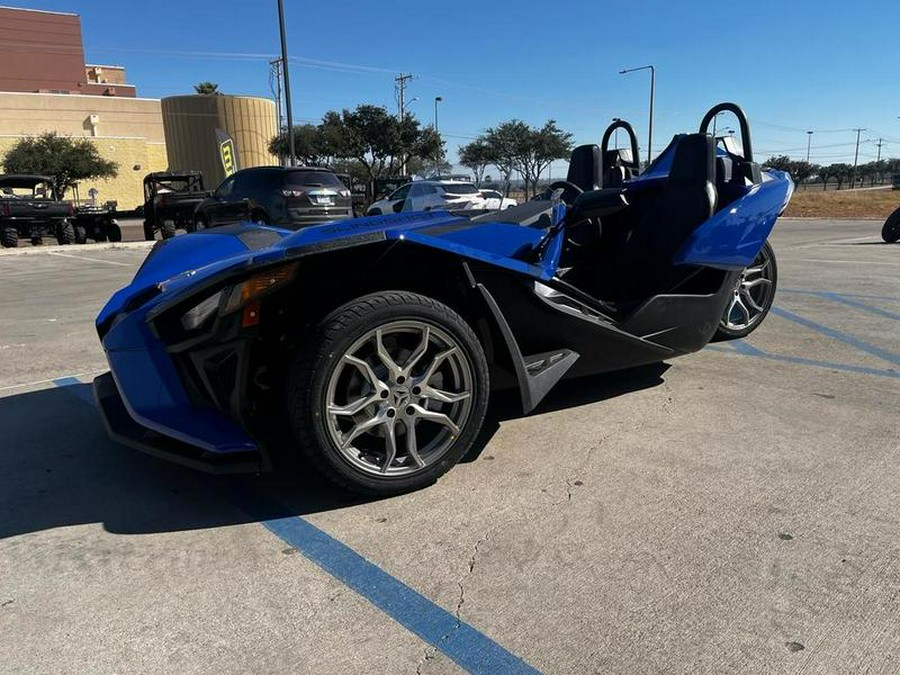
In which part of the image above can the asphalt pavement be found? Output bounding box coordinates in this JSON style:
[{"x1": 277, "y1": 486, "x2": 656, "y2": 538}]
[{"x1": 0, "y1": 219, "x2": 898, "y2": 674}]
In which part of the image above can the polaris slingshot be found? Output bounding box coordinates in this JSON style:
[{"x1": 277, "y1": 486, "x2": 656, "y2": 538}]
[{"x1": 94, "y1": 103, "x2": 793, "y2": 495}]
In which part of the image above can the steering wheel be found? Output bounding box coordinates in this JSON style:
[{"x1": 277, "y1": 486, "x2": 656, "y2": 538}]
[{"x1": 549, "y1": 180, "x2": 583, "y2": 206}]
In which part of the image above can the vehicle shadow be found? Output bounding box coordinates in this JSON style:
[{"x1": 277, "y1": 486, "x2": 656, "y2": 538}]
[{"x1": 0, "y1": 363, "x2": 669, "y2": 540}]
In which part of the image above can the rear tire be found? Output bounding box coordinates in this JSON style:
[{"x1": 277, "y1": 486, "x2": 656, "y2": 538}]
[
  {"x1": 143, "y1": 220, "x2": 155, "y2": 241},
  {"x1": 161, "y1": 220, "x2": 176, "y2": 240},
  {"x1": 367, "y1": 208, "x2": 382, "y2": 216},
  {"x1": 107, "y1": 222, "x2": 122, "y2": 242},
  {"x1": 715, "y1": 241, "x2": 777, "y2": 340},
  {"x1": 883, "y1": 208, "x2": 900, "y2": 243},
  {"x1": 74, "y1": 224, "x2": 87, "y2": 245},
  {"x1": 250, "y1": 210, "x2": 269, "y2": 225},
  {"x1": 31, "y1": 233, "x2": 43, "y2": 246},
  {"x1": 1, "y1": 227, "x2": 18, "y2": 248},
  {"x1": 287, "y1": 291, "x2": 489, "y2": 495},
  {"x1": 56, "y1": 221, "x2": 75, "y2": 245}
]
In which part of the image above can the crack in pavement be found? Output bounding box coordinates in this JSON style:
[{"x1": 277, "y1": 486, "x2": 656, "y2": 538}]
[{"x1": 415, "y1": 533, "x2": 491, "y2": 674}]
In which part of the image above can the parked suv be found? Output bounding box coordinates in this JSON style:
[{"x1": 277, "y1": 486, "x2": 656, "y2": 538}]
[
  {"x1": 194, "y1": 166, "x2": 352, "y2": 230},
  {"x1": 366, "y1": 180, "x2": 486, "y2": 215}
]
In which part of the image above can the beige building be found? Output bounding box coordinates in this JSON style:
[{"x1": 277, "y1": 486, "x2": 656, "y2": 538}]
[
  {"x1": 162, "y1": 95, "x2": 279, "y2": 188},
  {"x1": 0, "y1": 91, "x2": 168, "y2": 208}
]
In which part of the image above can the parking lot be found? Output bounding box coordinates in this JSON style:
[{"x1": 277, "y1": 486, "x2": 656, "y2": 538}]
[{"x1": 1, "y1": 218, "x2": 898, "y2": 674}]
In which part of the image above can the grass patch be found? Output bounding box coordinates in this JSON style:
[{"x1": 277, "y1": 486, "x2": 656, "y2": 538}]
[{"x1": 785, "y1": 187, "x2": 899, "y2": 219}]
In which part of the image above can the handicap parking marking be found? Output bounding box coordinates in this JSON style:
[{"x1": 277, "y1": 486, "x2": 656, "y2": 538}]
[
  {"x1": 49, "y1": 377, "x2": 541, "y2": 675},
  {"x1": 779, "y1": 290, "x2": 900, "y2": 322},
  {"x1": 769, "y1": 306, "x2": 900, "y2": 368},
  {"x1": 709, "y1": 341, "x2": 900, "y2": 380}
]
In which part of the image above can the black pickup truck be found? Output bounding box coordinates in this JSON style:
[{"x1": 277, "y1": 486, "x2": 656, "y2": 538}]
[{"x1": 0, "y1": 174, "x2": 75, "y2": 248}]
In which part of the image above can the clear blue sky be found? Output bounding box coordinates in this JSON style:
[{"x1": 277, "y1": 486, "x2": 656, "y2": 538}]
[{"x1": 11, "y1": 0, "x2": 900, "y2": 171}]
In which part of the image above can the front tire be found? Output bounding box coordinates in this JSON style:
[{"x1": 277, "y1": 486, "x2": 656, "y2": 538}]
[
  {"x1": 106, "y1": 221, "x2": 122, "y2": 242},
  {"x1": 715, "y1": 241, "x2": 777, "y2": 340},
  {"x1": 883, "y1": 208, "x2": 900, "y2": 243},
  {"x1": 160, "y1": 220, "x2": 176, "y2": 240},
  {"x1": 287, "y1": 291, "x2": 489, "y2": 495},
  {"x1": 56, "y1": 221, "x2": 75, "y2": 245},
  {"x1": 1, "y1": 226, "x2": 18, "y2": 248},
  {"x1": 74, "y1": 224, "x2": 87, "y2": 245}
]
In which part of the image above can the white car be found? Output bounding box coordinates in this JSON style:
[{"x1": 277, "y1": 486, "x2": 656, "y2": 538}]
[
  {"x1": 479, "y1": 189, "x2": 517, "y2": 210},
  {"x1": 366, "y1": 180, "x2": 486, "y2": 215}
]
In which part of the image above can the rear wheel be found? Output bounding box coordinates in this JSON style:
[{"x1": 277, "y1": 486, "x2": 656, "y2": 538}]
[
  {"x1": 143, "y1": 220, "x2": 156, "y2": 241},
  {"x1": 31, "y1": 233, "x2": 43, "y2": 246},
  {"x1": 882, "y1": 208, "x2": 900, "y2": 243},
  {"x1": 287, "y1": 291, "x2": 489, "y2": 495},
  {"x1": 1, "y1": 226, "x2": 18, "y2": 248},
  {"x1": 106, "y1": 222, "x2": 122, "y2": 242},
  {"x1": 250, "y1": 210, "x2": 269, "y2": 225},
  {"x1": 56, "y1": 221, "x2": 75, "y2": 245},
  {"x1": 74, "y1": 224, "x2": 87, "y2": 245},
  {"x1": 715, "y1": 241, "x2": 777, "y2": 340},
  {"x1": 161, "y1": 220, "x2": 176, "y2": 239},
  {"x1": 367, "y1": 208, "x2": 382, "y2": 216}
]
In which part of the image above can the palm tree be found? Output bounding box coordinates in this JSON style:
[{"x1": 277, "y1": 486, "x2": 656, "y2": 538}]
[{"x1": 193, "y1": 82, "x2": 220, "y2": 95}]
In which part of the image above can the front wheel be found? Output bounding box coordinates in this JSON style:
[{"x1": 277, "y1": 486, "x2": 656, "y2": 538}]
[
  {"x1": 56, "y1": 221, "x2": 75, "y2": 245},
  {"x1": 1, "y1": 226, "x2": 18, "y2": 248},
  {"x1": 74, "y1": 224, "x2": 87, "y2": 245},
  {"x1": 715, "y1": 241, "x2": 778, "y2": 340},
  {"x1": 287, "y1": 291, "x2": 489, "y2": 495},
  {"x1": 106, "y1": 221, "x2": 122, "y2": 242},
  {"x1": 883, "y1": 208, "x2": 900, "y2": 243},
  {"x1": 160, "y1": 220, "x2": 176, "y2": 240}
]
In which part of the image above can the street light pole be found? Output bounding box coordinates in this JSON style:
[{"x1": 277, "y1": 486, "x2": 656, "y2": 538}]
[
  {"x1": 806, "y1": 131, "x2": 813, "y2": 163},
  {"x1": 620, "y1": 65, "x2": 655, "y2": 165},
  {"x1": 434, "y1": 96, "x2": 443, "y2": 176},
  {"x1": 277, "y1": 0, "x2": 295, "y2": 166}
]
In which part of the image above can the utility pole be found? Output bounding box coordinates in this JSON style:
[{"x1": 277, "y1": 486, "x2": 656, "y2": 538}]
[
  {"x1": 395, "y1": 73, "x2": 413, "y2": 174},
  {"x1": 851, "y1": 128, "x2": 865, "y2": 189},
  {"x1": 277, "y1": 0, "x2": 295, "y2": 166},
  {"x1": 876, "y1": 138, "x2": 883, "y2": 162},
  {"x1": 806, "y1": 131, "x2": 813, "y2": 163}
]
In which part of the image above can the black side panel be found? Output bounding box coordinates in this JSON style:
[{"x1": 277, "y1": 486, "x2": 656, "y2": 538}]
[
  {"x1": 472, "y1": 266, "x2": 674, "y2": 381},
  {"x1": 620, "y1": 271, "x2": 739, "y2": 352}
]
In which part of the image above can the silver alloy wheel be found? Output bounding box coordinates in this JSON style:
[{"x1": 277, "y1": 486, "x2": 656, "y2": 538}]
[
  {"x1": 721, "y1": 246, "x2": 775, "y2": 332},
  {"x1": 324, "y1": 320, "x2": 474, "y2": 477}
]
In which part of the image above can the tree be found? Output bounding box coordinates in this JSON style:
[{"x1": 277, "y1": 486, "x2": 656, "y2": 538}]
[
  {"x1": 269, "y1": 124, "x2": 334, "y2": 166},
  {"x1": 518, "y1": 120, "x2": 573, "y2": 198},
  {"x1": 479, "y1": 119, "x2": 573, "y2": 199},
  {"x1": 2, "y1": 132, "x2": 118, "y2": 196},
  {"x1": 826, "y1": 163, "x2": 852, "y2": 190},
  {"x1": 458, "y1": 139, "x2": 491, "y2": 186},
  {"x1": 193, "y1": 82, "x2": 220, "y2": 95}
]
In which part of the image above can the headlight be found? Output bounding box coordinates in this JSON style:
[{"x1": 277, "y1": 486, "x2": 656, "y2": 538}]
[{"x1": 180, "y1": 290, "x2": 223, "y2": 331}]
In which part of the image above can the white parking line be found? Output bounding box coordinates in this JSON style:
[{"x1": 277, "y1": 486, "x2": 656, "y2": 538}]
[
  {"x1": 789, "y1": 258, "x2": 900, "y2": 266},
  {"x1": 0, "y1": 370, "x2": 104, "y2": 393},
  {"x1": 47, "y1": 251, "x2": 135, "y2": 267}
]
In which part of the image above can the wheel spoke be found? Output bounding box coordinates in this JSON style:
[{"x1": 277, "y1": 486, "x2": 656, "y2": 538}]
[
  {"x1": 725, "y1": 295, "x2": 739, "y2": 325},
  {"x1": 402, "y1": 325, "x2": 431, "y2": 375},
  {"x1": 374, "y1": 329, "x2": 404, "y2": 381},
  {"x1": 419, "y1": 347, "x2": 459, "y2": 385},
  {"x1": 342, "y1": 355, "x2": 383, "y2": 390},
  {"x1": 340, "y1": 415, "x2": 383, "y2": 449},
  {"x1": 733, "y1": 294, "x2": 752, "y2": 325},
  {"x1": 381, "y1": 418, "x2": 397, "y2": 473},
  {"x1": 411, "y1": 404, "x2": 460, "y2": 436},
  {"x1": 421, "y1": 385, "x2": 471, "y2": 404},
  {"x1": 744, "y1": 259, "x2": 769, "y2": 277},
  {"x1": 405, "y1": 420, "x2": 425, "y2": 468},
  {"x1": 328, "y1": 393, "x2": 379, "y2": 417},
  {"x1": 740, "y1": 289, "x2": 765, "y2": 313},
  {"x1": 742, "y1": 277, "x2": 772, "y2": 290}
]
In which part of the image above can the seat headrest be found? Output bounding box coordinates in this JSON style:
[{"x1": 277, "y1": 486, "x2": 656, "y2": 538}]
[
  {"x1": 668, "y1": 134, "x2": 715, "y2": 188},
  {"x1": 567, "y1": 144, "x2": 603, "y2": 192}
]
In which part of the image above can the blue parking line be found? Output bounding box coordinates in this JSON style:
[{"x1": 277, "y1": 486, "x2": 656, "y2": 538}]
[
  {"x1": 50, "y1": 377, "x2": 541, "y2": 674},
  {"x1": 769, "y1": 307, "x2": 900, "y2": 367},
  {"x1": 817, "y1": 292, "x2": 900, "y2": 322}
]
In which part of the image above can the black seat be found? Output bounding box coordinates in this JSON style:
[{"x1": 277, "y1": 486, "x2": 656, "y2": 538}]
[
  {"x1": 566, "y1": 144, "x2": 603, "y2": 192},
  {"x1": 617, "y1": 133, "x2": 717, "y2": 297},
  {"x1": 603, "y1": 148, "x2": 638, "y2": 188}
]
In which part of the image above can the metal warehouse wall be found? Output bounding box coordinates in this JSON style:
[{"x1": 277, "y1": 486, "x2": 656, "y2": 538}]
[{"x1": 161, "y1": 95, "x2": 278, "y2": 189}]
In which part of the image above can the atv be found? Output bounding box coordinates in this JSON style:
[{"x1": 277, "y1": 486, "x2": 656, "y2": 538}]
[
  {"x1": 94, "y1": 102, "x2": 792, "y2": 495},
  {"x1": 141, "y1": 171, "x2": 208, "y2": 241},
  {"x1": 0, "y1": 175, "x2": 75, "y2": 247},
  {"x1": 70, "y1": 185, "x2": 122, "y2": 244}
]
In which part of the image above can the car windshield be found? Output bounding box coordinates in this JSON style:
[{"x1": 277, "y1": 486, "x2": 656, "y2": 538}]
[
  {"x1": 440, "y1": 183, "x2": 479, "y2": 195},
  {"x1": 286, "y1": 171, "x2": 345, "y2": 188}
]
